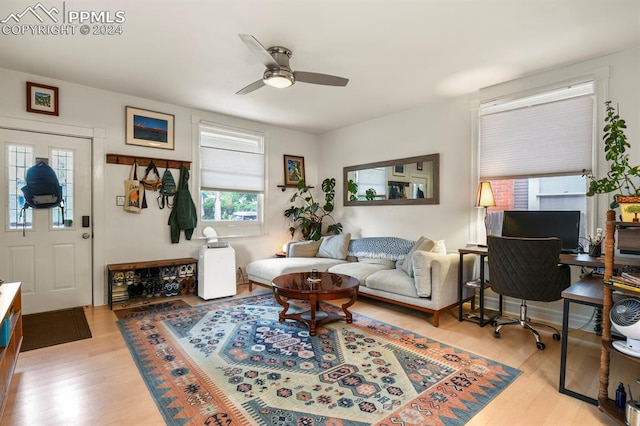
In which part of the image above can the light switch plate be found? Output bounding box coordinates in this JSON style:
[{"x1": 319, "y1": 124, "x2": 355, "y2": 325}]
[{"x1": 116, "y1": 196, "x2": 125, "y2": 206}]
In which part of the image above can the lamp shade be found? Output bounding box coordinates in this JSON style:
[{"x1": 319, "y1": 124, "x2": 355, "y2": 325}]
[{"x1": 476, "y1": 181, "x2": 496, "y2": 208}]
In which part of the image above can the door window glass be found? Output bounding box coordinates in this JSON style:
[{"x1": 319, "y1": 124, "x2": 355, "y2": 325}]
[
  {"x1": 7, "y1": 144, "x2": 33, "y2": 230},
  {"x1": 51, "y1": 149, "x2": 73, "y2": 228}
]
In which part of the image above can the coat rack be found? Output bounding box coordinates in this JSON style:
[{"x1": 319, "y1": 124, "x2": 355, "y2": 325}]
[{"x1": 106, "y1": 153, "x2": 191, "y2": 170}]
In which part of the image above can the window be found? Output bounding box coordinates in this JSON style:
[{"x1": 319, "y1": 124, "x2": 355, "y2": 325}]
[
  {"x1": 478, "y1": 82, "x2": 595, "y2": 243},
  {"x1": 50, "y1": 149, "x2": 74, "y2": 228},
  {"x1": 7, "y1": 144, "x2": 33, "y2": 229},
  {"x1": 6, "y1": 146, "x2": 73, "y2": 230},
  {"x1": 199, "y1": 122, "x2": 265, "y2": 236}
]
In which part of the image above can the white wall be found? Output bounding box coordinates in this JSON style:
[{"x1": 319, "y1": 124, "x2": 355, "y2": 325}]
[
  {"x1": 0, "y1": 67, "x2": 318, "y2": 304},
  {"x1": 318, "y1": 97, "x2": 474, "y2": 247}
]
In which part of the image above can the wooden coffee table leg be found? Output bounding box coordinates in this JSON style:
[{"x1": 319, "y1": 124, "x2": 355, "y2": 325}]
[
  {"x1": 308, "y1": 293, "x2": 318, "y2": 335},
  {"x1": 341, "y1": 290, "x2": 358, "y2": 324},
  {"x1": 272, "y1": 290, "x2": 290, "y2": 323}
]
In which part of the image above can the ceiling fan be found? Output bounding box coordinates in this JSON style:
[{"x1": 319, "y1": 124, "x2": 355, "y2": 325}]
[{"x1": 236, "y1": 34, "x2": 349, "y2": 95}]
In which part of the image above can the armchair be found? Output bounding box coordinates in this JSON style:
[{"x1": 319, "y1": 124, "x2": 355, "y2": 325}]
[{"x1": 487, "y1": 235, "x2": 571, "y2": 350}]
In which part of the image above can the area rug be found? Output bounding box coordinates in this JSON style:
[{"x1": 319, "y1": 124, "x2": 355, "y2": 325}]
[
  {"x1": 113, "y1": 299, "x2": 191, "y2": 320},
  {"x1": 117, "y1": 294, "x2": 521, "y2": 425},
  {"x1": 22, "y1": 306, "x2": 92, "y2": 352}
]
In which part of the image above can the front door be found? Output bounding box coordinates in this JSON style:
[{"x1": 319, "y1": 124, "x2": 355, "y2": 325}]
[{"x1": 0, "y1": 129, "x2": 92, "y2": 314}]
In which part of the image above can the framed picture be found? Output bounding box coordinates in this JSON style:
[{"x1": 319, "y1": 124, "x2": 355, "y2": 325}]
[
  {"x1": 26, "y1": 82, "x2": 59, "y2": 116},
  {"x1": 284, "y1": 155, "x2": 306, "y2": 186},
  {"x1": 392, "y1": 164, "x2": 406, "y2": 177},
  {"x1": 126, "y1": 106, "x2": 175, "y2": 150}
]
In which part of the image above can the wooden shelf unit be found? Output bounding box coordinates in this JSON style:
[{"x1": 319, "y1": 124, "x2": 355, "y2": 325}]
[
  {"x1": 107, "y1": 258, "x2": 197, "y2": 309},
  {"x1": 598, "y1": 210, "x2": 640, "y2": 424},
  {"x1": 0, "y1": 282, "x2": 22, "y2": 420}
]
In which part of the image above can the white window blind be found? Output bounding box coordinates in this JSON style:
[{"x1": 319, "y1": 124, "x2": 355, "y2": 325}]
[
  {"x1": 479, "y1": 83, "x2": 594, "y2": 180},
  {"x1": 200, "y1": 122, "x2": 265, "y2": 192}
]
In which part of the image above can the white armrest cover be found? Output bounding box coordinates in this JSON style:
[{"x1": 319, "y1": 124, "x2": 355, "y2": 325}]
[{"x1": 412, "y1": 251, "x2": 476, "y2": 304}]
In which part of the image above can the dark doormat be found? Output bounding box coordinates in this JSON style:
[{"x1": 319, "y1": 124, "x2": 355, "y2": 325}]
[
  {"x1": 113, "y1": 299, "x2": 190, "y2": 320},
  {"x1": 21, "y1": 307, "x2": 92, "y2": 352}
]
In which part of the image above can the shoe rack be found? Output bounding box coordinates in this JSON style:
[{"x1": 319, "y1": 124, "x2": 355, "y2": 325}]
[{"x1": 107, "y1": 257, "x2": 197, "y2": 309}]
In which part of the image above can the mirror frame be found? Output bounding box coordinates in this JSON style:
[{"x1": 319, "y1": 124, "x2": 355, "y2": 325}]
[{"x1": 343, "y1": 153, "x2": 440, "y2": 206}]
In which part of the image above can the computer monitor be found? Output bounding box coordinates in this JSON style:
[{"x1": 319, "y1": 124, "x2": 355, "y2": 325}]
[{"x1": 501, "y1": 210, "x2": 581, "y2": 254}]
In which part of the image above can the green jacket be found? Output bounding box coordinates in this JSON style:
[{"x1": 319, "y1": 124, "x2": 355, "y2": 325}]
[{"x1": 168, "y1": 165, "x2": 197, "y2": 243}]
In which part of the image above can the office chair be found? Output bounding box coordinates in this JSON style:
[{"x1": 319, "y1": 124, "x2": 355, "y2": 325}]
[{"x1": 487, "y1": 235, "x2": 571, "y2": 350}]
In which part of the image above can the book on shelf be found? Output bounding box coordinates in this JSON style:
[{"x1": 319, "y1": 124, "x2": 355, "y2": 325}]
[
  {"x1": 609, "y1": 278, "x2": 640, "y2": 294},
  {"x1": 611, "y1": 275, "x2": 640, "y2": 287},
  {"x1": 621, "y1": 272, "x2": 640, "y2": 285}
]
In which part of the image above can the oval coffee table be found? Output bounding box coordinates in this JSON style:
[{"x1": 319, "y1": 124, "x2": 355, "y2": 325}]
[{"x1": 271, "y1": 272, "x2": 359, "y2": 336}]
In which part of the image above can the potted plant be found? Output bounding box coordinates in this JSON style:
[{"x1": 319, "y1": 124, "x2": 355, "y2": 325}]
[
  {"x1": 584, "y1": 101, "x2": 640, "y2": 221},
  {"x1": 284, "y1": 178, "x2": 352, "y2": 241}
]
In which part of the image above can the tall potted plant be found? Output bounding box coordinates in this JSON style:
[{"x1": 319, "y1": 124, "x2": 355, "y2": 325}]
[
  {"x1": 584, "y1": 101, "x2": 640, "y2": 221},
  {"x1": 284, "y1": 178, "x2": 353, "y2": 241}
]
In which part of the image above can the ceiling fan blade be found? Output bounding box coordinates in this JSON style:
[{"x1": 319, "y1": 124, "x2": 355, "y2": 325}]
[
  {"x1": 236, "y1": 79, "x2": 265, "y2": 95},
  {"x1": 238, "y1": 34, "x2": 279, "y2": 69},
  {"x1": 294, "y1": 71, "x2": 349, "y2": 87}
]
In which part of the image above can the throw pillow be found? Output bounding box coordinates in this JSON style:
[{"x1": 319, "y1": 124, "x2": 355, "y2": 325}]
[
  {"x1": 289, "y1": 240, "x2": 322, "y2": 257},
  {"x1": 431, "y1": 240, "x2": 447, "y2": 254},
  {"x1": 400, "y1": 236, "x2": 435, "y2": 276},
  {"x1": 317, "y1": 233, "x2": 351, "y2": 259}
]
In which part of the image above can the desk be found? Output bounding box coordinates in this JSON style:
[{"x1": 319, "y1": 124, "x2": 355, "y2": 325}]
[
  {"x1": 559, "y1": 275, "x2": 603, "y2": 406},
  {"x1": 457, "y1": 250, "x2": 605, "y2": 327},
  {"x1": 458, "y1": 246, "x2": 502, "y2": 327}
]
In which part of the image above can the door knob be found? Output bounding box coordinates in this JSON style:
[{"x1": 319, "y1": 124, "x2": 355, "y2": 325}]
[{"x1": 82, "y1": 233, "x2": 90, "y2": 239}]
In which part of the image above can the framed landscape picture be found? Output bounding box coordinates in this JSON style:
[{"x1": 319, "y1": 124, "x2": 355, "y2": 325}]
[
  {"x1": 284, "y1": 155, "x2": 305, "y2": 186},
  {"x1": 26, "y1": 82, "x2": 59, "y2": 116},
  {"x1": 126, "y1": 106, "x2": 175, "y2": 150}
]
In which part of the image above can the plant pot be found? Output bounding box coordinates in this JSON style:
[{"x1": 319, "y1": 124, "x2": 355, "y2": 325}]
[{"x1": 616, "y1": 196, "x2": 640, "y2": 222}]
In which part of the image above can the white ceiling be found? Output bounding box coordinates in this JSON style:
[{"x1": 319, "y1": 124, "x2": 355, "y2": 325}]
[{"x1": 1, "y1": 0, "x2": 639, "y2": 134}]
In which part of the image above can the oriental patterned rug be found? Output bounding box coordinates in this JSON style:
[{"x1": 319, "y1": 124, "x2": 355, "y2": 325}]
[{"x1": 117, "y1": 294, "x2": 521, "y2": 425}]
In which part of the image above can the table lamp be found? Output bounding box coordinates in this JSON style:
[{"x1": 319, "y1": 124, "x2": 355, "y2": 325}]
[{"x1": 476, "y1": 181, "x2": 496, "y2": 242}]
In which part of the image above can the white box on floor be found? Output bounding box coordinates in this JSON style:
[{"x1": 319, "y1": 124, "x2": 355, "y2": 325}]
[{"x1": 198, "y1": 242, "x2": 237, "y2": 300}]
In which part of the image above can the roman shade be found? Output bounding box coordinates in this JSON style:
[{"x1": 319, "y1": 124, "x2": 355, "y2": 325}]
[
  {"x1": 200, "y1": 122, "x2": 264, "y2": 192},
  {"x1": 479, "y1": 82, "x2": 594, "y2": 180}
]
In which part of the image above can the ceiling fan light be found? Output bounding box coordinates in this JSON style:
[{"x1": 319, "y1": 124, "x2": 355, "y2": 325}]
[
  {"x1": 265, "y1": 76, "x2": 293, "y2": 88},
  {"x1": 263, "y1": 69, "x2": 294, "y2": 89}
]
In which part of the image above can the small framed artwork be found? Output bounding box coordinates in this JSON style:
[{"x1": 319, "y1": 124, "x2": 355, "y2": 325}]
[
  {"x1": 126, "y1": 106, "x2": 175, "y2": 150},
  {"x1": 284, "y1": 155, "x2": 306, "y2": 186},
  {"x1": 26, "y1": 82, "x2": 59, "y2": 116},
  {"x1": 392, "y1": 164, "x2": 406, "y2": 177}
]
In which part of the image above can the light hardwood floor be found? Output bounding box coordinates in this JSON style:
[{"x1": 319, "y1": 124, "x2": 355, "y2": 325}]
[{"x1": 3, "y1": 285, "x2": 620, "y2": 425}]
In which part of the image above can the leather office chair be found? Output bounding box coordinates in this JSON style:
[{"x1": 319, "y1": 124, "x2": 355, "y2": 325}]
[{"x1": 487, "y1": 235, "x2": 571, "y2": 350}]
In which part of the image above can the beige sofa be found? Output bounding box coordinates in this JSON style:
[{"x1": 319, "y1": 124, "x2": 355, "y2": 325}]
[{"x1": 246, "y1": 235, "x2": 475, "y2": 327}]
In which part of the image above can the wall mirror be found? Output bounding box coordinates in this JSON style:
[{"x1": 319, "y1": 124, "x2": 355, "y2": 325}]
[{"x1": 343, "y1": 153, "x2": 439, "y2": 206}]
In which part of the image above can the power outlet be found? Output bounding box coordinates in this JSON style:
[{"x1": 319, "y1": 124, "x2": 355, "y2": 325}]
[{"x1": 236, "y1": 266, "x2": 248, "y2": 284}]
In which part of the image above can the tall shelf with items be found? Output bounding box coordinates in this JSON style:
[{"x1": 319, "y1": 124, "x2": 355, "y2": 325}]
[
  {"x1": 599, "y1": 210, "x2": 640, "y2": 424},
  {"x1": 0, "y1": 282, "x2": 22, "y2": 419}
]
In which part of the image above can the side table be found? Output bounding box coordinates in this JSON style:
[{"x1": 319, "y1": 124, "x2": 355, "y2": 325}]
[{"x1": 458, "y1": 246, "x2": 502, "y2": 327}]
